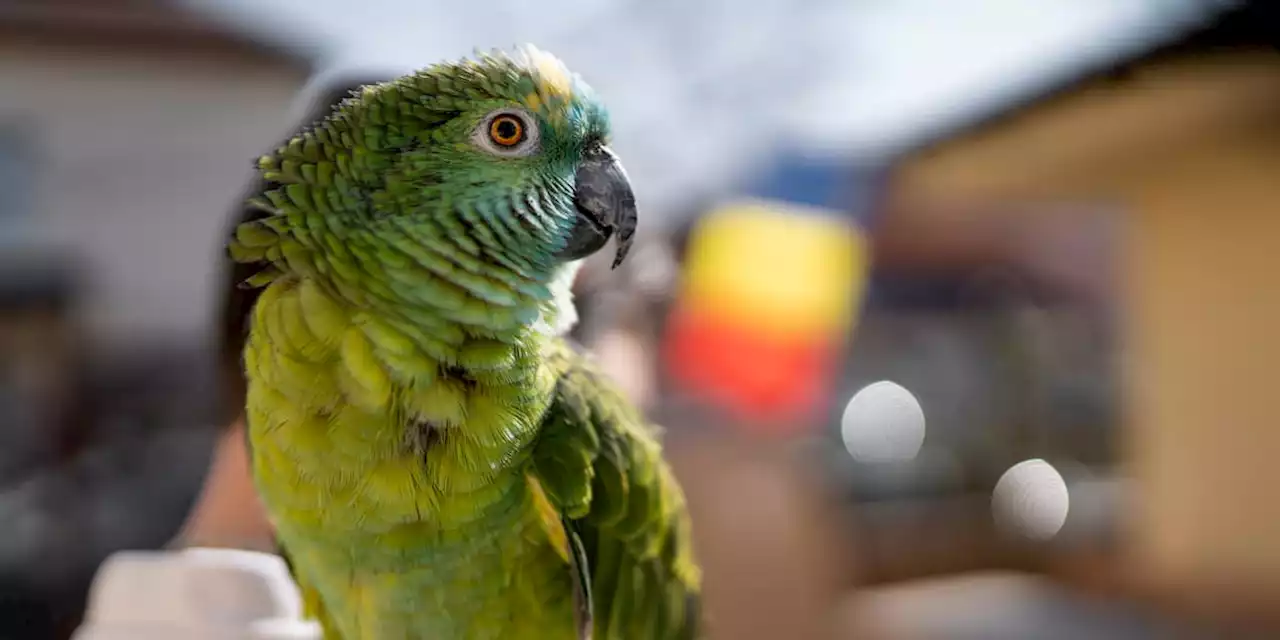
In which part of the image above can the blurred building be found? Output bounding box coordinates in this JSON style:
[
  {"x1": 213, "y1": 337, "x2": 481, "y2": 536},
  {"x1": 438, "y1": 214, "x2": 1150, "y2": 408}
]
[
  {"x1": 0, "y1": 0, "x2": 311, "y2": 348},
  {"x1": 865, "y1": 1, "x2": 1280, "y2": 635},
  {"x1": 0, "y1": 3, "x2": 313, "y2": 637}
]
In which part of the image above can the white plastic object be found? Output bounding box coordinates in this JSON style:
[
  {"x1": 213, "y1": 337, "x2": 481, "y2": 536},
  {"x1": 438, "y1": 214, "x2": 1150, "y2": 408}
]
[{"x1": 72, "y1": 548, "x2": 321, "y2": 640}]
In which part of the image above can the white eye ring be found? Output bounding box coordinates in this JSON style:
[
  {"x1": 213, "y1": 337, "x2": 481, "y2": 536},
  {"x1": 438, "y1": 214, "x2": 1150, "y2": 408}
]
[{"x1": 472, "y1": 108, "x2": 540, "y2": 157}]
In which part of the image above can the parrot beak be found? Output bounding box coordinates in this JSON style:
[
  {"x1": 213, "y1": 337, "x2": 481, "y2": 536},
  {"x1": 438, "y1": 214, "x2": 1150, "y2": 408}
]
[{"x1": 559, "y1": 144, "x2": 637, "y2": 269}]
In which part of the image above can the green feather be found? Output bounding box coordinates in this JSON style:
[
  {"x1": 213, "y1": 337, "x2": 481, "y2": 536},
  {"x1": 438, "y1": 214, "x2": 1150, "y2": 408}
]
[{"x1": 232, "y1": 45, "x2": 699, "y2": 639}]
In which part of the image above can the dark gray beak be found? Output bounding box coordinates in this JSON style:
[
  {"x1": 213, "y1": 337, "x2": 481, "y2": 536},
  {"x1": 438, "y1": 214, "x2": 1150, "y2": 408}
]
[{"x1": 557, "y1": 144, "x2": 637, "y2": 269}]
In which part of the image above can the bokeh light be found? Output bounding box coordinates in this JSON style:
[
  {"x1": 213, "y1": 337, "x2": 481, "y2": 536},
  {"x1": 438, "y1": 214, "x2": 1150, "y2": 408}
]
[
  {"x1": 991, "y1": 459, "x2": 1070, "y2": 541},
  {"x1": 840, "y1": 380, "x2": 926, "y2": 463}
]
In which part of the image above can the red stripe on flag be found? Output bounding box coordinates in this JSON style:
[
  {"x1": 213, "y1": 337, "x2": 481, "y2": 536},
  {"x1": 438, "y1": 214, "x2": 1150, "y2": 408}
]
[{"x1": 662, "y1": 301, "x2": 839, "y2": 431}]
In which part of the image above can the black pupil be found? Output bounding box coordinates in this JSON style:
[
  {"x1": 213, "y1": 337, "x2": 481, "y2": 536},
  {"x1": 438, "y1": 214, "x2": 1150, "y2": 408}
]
[{"x1": 495, "y1": 118, "x2": 520, "y2": 142}]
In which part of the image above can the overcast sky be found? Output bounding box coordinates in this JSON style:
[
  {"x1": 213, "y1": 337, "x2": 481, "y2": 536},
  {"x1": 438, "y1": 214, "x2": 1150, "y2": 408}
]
[{"x1": 187, "y1": 0, "x2": 1221, "y2": 217}]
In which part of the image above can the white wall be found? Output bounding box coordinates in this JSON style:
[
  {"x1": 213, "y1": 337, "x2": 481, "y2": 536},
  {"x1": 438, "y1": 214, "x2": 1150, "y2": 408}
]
[{"x1": 0, "y1": 43, "x2": 307, "y2": 348}]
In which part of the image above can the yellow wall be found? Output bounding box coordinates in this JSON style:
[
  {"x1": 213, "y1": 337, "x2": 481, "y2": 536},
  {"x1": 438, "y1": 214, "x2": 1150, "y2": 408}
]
[{"x1": 889, "y1": 52, "x2": 1280, "y2": 589}]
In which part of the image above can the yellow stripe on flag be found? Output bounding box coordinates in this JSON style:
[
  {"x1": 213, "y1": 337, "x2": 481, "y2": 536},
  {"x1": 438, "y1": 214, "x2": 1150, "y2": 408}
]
[{"x1": 680, "y1": 200, "x2": 868, "y2": 339}]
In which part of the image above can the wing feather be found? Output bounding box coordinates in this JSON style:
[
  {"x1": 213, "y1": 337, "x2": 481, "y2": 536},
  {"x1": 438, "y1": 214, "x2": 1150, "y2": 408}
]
[{"x1": 532, "y1": 340, "x2": 702, "y2": 640}]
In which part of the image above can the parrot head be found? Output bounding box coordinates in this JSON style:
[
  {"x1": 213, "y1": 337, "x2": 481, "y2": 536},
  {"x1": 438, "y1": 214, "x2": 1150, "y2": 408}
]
[
  {"x1": 362, "y1": 45, "x2": 635, "y2": 272},
  {"x1": 235, "y1": 46, "x2": 636, "y2": 334}
]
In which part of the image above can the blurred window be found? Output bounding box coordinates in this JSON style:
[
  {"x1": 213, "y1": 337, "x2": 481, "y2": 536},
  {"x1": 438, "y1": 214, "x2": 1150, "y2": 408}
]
[{"x1": 0, "y1": 125, "x2": 35, "y2": 241}]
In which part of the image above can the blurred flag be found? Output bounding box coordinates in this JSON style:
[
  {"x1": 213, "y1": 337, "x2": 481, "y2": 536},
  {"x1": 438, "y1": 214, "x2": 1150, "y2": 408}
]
[{"x1": 663, "y1": 152, "x2": 879, "y2": 433}]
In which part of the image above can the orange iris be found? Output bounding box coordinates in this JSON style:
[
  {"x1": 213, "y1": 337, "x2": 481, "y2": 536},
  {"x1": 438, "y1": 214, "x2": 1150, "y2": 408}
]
[{"x1": 489, "y1": 115, "x2": 523, "y2": 146}]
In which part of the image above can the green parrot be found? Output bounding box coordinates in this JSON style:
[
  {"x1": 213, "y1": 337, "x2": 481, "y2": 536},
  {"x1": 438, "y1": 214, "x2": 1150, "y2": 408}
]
[{"x1": 227, "y1": 45, "x2": 702, "y2": 639}]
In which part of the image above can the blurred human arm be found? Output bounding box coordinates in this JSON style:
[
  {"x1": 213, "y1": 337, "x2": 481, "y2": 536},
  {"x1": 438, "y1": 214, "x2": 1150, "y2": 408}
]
[{"x1": 170, "y1": 419, "x2": 275, "y2": 552}]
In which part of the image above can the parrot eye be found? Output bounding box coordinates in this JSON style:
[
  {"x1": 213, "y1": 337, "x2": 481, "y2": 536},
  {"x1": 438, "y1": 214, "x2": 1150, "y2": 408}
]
[
  {"x1": 474, "y1": 108, "x2": 539, "y2": 157},
  {"x1": 489, "y1": 116, "x2": 524, "y2": 146}
]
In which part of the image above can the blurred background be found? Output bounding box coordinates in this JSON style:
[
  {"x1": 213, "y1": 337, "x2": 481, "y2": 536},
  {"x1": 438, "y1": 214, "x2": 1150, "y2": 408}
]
[{"x1": 3, "y1": 0, "x2": 1280, "y2": 637}]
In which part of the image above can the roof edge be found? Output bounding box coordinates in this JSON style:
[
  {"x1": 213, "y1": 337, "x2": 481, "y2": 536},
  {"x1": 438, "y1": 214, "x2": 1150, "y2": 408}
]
[
  {"x1": 0, "y1": 3, "x2": 315, "y2": 73},
  {"x1": 893, "y1": 0, "x2": 1279, "y2": 162}
]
